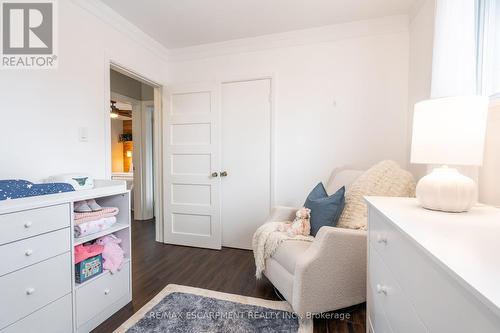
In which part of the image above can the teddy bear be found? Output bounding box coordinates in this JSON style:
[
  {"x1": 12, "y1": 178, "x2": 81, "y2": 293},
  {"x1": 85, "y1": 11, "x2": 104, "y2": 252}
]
[
  {"x1": 278, "y1": 207, "x2": 311, "y2": 237},
  {"x1": 95, "y1": 234, "x2": 124, "y2": 273}
]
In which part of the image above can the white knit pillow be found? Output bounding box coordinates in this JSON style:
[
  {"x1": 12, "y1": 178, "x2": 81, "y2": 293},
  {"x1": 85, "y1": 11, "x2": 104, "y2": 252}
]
[{"x1": 337, "y1": 160, "x2": 416, "y2": 230}]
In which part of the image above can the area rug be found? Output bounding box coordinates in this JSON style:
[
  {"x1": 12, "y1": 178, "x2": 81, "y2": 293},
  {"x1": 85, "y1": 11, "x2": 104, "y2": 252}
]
[{"x1": 113, "y1": 284, "x2": 313, "y2": 333}]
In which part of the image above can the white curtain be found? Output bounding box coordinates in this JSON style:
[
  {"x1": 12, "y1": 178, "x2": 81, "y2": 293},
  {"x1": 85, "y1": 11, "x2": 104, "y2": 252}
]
[
  {"x1": 430, "y1": 0, "x2": 480, "y2": 184},
  {"x1": 478, "y1": 0, "x2": 500, "y2": 96},
  {"x1": 431, "y1": 0, "x2": 478, "y2": 97}
]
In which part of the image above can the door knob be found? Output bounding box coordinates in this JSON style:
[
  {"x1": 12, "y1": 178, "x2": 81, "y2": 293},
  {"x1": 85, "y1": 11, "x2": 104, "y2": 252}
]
[
  {"x1": 376, "y1": 284, "x2": 388, "y2": 295},
  {"x1": 220, "y1": 171, "x2": 228, "y2": 177},
  {"x1": 377, "y1": 234, "x2": 388, "y2": 245},
  {"x1": 211, "y1": 172, "x2": 219, "y2": 178}
]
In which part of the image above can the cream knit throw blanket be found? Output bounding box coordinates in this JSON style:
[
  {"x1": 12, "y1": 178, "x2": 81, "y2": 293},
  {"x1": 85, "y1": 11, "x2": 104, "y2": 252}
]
[
  {"x1": 337, "y1": 160, "x2": 416, "y2": 230},
  {"x1": 252, "y1": 222, "x2": 313, "y2": 279}
]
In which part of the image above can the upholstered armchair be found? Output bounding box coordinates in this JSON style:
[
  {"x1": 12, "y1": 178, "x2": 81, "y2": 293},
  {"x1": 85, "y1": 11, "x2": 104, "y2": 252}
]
[{"x1": 263, "y1": 167, "x2": 367, "y2": 317}]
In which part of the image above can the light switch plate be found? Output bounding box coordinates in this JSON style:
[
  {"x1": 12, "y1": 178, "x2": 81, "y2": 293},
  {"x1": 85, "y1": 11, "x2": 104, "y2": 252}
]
[{"x1": 78, "y1": 127, "x2": 88, "y2": 142}]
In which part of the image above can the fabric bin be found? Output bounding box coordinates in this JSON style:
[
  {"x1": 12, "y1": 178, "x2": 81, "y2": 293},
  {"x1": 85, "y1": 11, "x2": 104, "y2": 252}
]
[{"x1": 75, "y1": 254, "x2": 103, "y2": 283}]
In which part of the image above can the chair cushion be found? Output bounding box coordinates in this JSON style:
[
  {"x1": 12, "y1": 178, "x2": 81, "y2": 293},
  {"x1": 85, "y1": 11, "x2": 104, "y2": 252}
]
[
  {"x1": 326, "y1": 167, "x2": 364, "y2": 194},
  {"x1": 271, "y1": 240, "x2": 312, "y2": 274},
  {"x1": 304, "y1": 183, "x2": 345, "y2": 236}
]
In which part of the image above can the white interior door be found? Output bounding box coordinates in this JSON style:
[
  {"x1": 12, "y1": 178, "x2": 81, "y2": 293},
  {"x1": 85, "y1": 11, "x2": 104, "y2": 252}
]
[
  {"x1": 221, "y1": 79, "x2": 272, "y2": 249},
  {"x1": 139, "y1": 102, "x2": 155, "y2": 220},
  {"x1": 164, "y1": 83, "x2": 221, "y2": 249},
  {"x1": 131, "y1": 100, "x2": 154, "y2": 221}
]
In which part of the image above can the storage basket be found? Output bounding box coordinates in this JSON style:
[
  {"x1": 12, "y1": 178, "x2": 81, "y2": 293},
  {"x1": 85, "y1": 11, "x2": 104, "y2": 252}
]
[{"x1": 75, "y1": 254, "x2": 103, "y2": 283}]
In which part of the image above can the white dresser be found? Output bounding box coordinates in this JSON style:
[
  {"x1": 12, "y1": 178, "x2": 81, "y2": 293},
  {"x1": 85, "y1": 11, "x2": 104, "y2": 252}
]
[
  {"x1": 0, "y1": 180, "x2": 132, "y2": 333},
  {"x1": 366, "y1": 197, "x2": 500, "y2": 333}
]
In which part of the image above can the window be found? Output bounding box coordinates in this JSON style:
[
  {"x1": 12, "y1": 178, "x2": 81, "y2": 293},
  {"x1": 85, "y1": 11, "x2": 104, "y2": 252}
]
[{"x1": 477, "y1": 0, "x2": 500, "y2": 98}]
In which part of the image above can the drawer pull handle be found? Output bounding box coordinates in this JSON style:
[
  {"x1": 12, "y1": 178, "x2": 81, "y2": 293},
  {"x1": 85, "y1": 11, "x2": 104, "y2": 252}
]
[
  {"x1": 26, "y1": 288, "x2": 35, "y2": 295},
  {"x1": 25, "y1": 249, "x2": 33, "y2": 256},
  {"x1": 104, "y1": 289, "x2": 110, "y2": 295},
  {"x1": 376, "y1": 284, "x2": 388, "y2": 295},
  {"x1": 24, "y1": 221, "x2": 32, "y2": 228},
  {"x1": 377, "y1": 235, "x2": 388, "y2": 245}
]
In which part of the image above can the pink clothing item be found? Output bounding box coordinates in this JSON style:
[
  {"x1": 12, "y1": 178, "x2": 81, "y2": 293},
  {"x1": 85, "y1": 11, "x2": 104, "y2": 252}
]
[
  {"x1": 74, "y1": 244, "x2": 104, "y2": 264},
  {"x1": 74, "y1": 207, "x2": 119, "y2": 225},
  {"x1": 95, "y1": 235, "x2": 124, "y2": 273}
]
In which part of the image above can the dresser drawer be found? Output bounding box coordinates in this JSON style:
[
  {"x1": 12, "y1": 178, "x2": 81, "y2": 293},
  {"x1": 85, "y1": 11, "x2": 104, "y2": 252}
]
[
  {"x1": 76, "y1": 260, "x2": 130, "y2": 327},
  {"x1": 0, "y1": 252, "x2": 71, "y2": 329},
  {"x1": 0, "y1": 228, "x2": 70, "y2": 276},
  {"x1": 0, "y1": 294, "x2": 72, "y2": 333},
  {"x1": 368, "y1": 208, "x2": 399, "y2": 255},
  {"x1": 0, "y1": 204, "x2": 70, "y2": 245},
  {"x1": 368, "y1": 208, "x2": 500, "y2": 333},
  {"x1": 367, "y1": 282, "x2": 393, "y2": 333},
  {"x1": 369, "y1": 246, "x2": 427, "y2": 333}
]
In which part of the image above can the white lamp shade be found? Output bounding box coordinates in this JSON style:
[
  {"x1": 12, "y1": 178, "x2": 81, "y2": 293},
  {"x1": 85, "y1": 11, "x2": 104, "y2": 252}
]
[{"x1": 411, "y1": 96, "x2": 489, "y2": 166}]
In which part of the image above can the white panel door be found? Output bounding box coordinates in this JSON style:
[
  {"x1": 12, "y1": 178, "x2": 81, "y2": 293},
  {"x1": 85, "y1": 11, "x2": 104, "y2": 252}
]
[
  {"x1": 221, "y1": 79, "x2": 272, "y2": 249},
  {"x1": 164, "y1": 84, "x2": 221, "y2": 249}
]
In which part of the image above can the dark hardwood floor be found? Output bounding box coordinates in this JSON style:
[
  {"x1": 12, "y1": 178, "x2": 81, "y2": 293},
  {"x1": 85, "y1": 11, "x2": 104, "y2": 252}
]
[{"x1": 93, "y1": 219, "x2": 366, "y2": 333}]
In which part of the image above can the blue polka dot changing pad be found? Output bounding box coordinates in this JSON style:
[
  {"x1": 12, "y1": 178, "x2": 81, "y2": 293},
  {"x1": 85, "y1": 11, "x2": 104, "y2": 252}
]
[{"x1": 0, "y1": 179, "x2": 75, "y2": 201}]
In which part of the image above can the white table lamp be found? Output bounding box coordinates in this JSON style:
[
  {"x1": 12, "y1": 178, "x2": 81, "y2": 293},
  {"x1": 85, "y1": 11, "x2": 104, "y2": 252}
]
[{"x1": 411, "y1": 96, "x2": 489, "y2": 212}]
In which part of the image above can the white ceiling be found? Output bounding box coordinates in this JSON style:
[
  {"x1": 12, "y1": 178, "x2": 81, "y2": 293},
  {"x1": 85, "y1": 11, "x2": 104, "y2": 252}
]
[{"x1": 100, "y1": 0, "x2": 417, "y2": 49}]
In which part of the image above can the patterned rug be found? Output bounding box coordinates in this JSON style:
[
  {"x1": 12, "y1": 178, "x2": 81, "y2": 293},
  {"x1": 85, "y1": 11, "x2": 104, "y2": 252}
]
[{"x1": 113, "y1": 284, "x2": 313, "y2": 333}]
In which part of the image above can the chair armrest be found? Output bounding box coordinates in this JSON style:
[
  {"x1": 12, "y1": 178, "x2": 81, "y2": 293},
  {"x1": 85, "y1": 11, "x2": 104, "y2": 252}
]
[
  {"x1": 292, "y1": 226, "x2": 367, "y2": 316},
  {"x1": 266, "y1": 206, "x2": 298, "y2": 222}
]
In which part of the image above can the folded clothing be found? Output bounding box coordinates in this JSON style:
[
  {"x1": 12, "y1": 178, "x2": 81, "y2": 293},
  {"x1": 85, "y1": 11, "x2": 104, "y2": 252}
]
[
  {"x1": 0, "y1": 179, "x2": 74, "y2": 201},
  {"x1": 74, "y1": 243, "x2": 104, "y2": 264},
  {"x1": 74, "y1": 216, "x2": 117, "y2": 238},
  {"x1": 74, "y1": 207, "x2": 119, "y2": 225},
  {"x1": 74, "y1": 199, "x2": 103, "y2": 213}
]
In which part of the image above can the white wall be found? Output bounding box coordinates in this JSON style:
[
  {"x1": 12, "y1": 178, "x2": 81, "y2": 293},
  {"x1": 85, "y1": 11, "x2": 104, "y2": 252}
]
[
  {"x1": 480, "y1": 103, "x2": 500, "y2": 205},
  {"x1": 0, "y1": 0, "x2": 168, "y2": 181},
  {"x1": 407, "y1": 0, "x2": 436, "y2": 179},
  {"x1": 111, "y1": 70, "x2": 143, "y2": 100},
  {"x1": 111, "y1": 69, "x2": 154, "y2": 101},
  {"x1": 167, "y1": 16, "x2": 410, "y2": 207}
]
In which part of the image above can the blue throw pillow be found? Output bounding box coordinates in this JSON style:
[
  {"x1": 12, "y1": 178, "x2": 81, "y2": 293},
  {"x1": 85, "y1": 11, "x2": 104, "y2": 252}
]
[{"x1": 304, "y1": 183, "x2": 345, "y2": 236}]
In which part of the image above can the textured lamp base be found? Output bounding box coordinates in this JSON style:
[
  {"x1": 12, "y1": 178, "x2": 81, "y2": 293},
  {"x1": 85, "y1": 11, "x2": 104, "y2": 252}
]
[{"x1": 416, "y1": 167, "x2": 477, "y2": 212}]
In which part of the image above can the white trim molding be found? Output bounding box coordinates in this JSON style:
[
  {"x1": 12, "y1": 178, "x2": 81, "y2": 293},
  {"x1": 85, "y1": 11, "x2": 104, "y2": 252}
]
[
  {"x1": 168, "y1": 15, "x2": 409, "y2": 62},
  {"x1": 71, "y1": 0, "x2": 170, "y2": 62}
]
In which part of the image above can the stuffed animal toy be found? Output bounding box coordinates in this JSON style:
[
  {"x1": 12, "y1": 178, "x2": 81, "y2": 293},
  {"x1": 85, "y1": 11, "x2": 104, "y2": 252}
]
[
  {"x1": 278, "y1": 207, "x2": 311, "y2": 237},
  {"x1": 95, "y1": 234, "x2": 124, "y2": 273}
]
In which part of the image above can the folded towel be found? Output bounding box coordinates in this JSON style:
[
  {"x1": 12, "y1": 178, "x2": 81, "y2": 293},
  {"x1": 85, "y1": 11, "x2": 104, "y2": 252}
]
[
  {"x1": 74, "y1": 207, "x2": 119, "y2": 225},
  {"x1": 74, "y1": 216, "x2": 117, "y2": 238},
  {"x1": 74, "y1": 244, "x2": 104, "y2": 264}
]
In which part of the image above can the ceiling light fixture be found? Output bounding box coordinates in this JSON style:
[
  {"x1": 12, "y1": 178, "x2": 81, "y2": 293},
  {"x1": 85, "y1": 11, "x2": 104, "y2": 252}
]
[{"x1": 110, "y1": 100, "x2": 119, "y2": 118}]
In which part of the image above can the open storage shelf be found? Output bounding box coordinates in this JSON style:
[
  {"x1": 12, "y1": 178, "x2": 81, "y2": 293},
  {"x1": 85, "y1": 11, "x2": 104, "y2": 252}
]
[
  {"x1": 74, "y1": 223, "x2": 129, "y2": 246},
  {"x1": 75, "y1": 258, "x2": 131, "y2": 289},
  {"x1": 69, "y1": 187, "x2": 132, "y2": 332}
]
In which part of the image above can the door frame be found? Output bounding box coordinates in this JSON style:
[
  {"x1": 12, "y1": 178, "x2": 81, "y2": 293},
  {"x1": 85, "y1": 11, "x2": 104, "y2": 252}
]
[
  {"x1": 217, "y1": 73, "x2": 277, "y2": 210},
  {"x1": 103, "y1": 60, "x2": 165, "y2": 242},
  {"x1": 109, "y1": 91, "x2": 154, "y2": 220}
]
